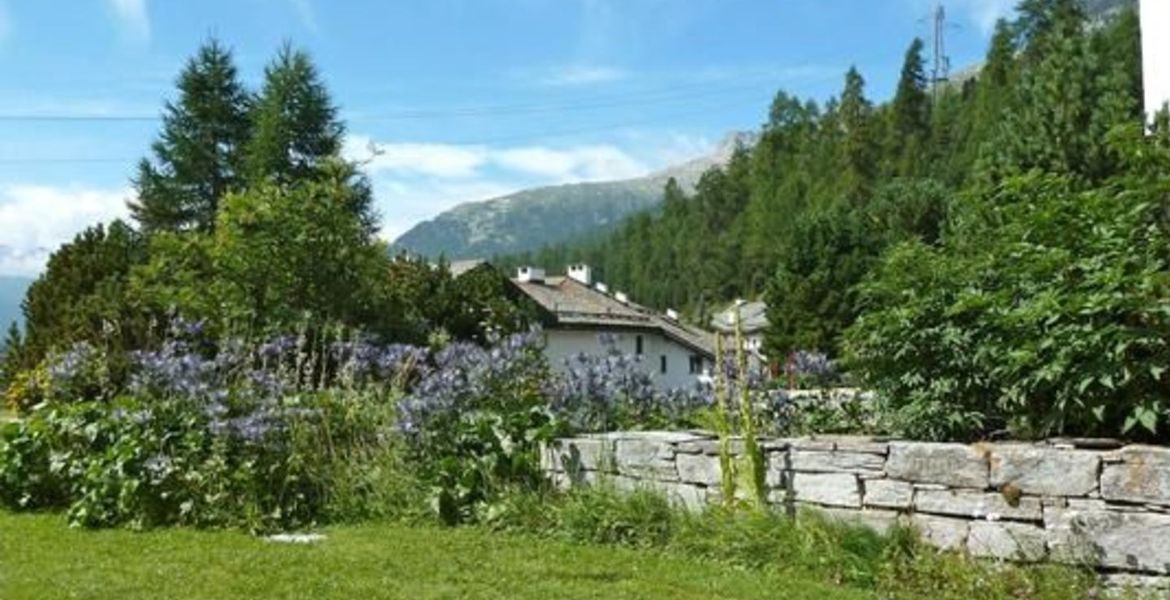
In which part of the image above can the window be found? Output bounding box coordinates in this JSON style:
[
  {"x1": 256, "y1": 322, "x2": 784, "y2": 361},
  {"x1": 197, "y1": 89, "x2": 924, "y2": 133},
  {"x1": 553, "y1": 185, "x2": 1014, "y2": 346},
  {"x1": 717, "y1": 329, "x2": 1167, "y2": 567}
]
[
  {"x1": 689, "y1": 355, "x2": 703, "y2": 375},
  {"x1": 635, "y1": 335, "x2": 643, "y2": 355},
  {"x1": 660, "y1": 355, "x2": 667, "y2": 374}
]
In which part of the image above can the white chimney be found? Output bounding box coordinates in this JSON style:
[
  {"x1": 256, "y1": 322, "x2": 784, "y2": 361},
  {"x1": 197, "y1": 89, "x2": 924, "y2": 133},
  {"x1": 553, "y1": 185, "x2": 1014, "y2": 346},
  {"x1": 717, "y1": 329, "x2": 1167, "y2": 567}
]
[
  {"x1": 594, "y1": 282, "x2": 609, "y2": 294},
  {"x1": 615, "y1": 291, "x2": 630, "y2": 304},
  {"x1": 1142, "y1": 0, "x2": 1170, "y2": 122},
  {"x1": 516, "y1": 266, "x2": 545, "y2": 283},
  {"x1": 567, "y1": 264, "x2": 592, "y2": 285},
  {"x1": 665, "y1": 308, "x2": 680, "y2": 321}
]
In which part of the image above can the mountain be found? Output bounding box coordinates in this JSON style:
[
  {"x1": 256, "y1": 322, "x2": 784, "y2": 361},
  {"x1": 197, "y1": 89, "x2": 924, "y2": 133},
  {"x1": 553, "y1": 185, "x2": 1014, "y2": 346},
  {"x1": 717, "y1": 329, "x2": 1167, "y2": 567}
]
[
  {"x1": 0, "y1": 276, "x2": 31, "y2": 332},
  {"x1": 392, "y1": 131, "x2": 759, "y2": 259}
]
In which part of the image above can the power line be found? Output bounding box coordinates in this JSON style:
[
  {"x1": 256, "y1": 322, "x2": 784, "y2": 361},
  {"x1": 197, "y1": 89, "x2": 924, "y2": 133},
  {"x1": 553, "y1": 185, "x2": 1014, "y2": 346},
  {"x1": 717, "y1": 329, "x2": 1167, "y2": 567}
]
[
  {"x1": 0, "y1": 80, "x2": 775, "y2": 124},
  {"x1": 0, "y1": 97, "x2": 764, "y2": 166}
]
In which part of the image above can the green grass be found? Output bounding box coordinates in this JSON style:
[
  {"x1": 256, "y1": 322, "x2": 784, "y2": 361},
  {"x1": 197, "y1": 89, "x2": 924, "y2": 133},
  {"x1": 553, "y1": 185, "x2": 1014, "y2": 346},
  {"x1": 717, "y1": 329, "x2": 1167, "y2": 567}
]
[{"x1": 0, "y1": 511, "x2": 873, "y2": 600}]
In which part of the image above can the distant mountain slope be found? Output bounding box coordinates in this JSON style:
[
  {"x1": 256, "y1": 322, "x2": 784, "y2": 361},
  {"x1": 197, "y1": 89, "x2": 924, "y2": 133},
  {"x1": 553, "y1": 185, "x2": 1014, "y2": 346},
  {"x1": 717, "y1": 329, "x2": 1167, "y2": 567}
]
[
  {"x1": 0, "y1": 276, "x2": 31, "y2": 332},
  {"x1": 393, "y1": 131, "x2": 758, "y2": 259}
]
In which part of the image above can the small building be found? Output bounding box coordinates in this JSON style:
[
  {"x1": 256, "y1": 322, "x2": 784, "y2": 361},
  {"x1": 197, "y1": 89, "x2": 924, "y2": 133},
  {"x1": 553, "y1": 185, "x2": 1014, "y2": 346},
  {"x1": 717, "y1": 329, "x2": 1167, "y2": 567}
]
[
  {"x1": 509, "y1": 264, "x2": 715, "y2": 391},
  {"x1": 710, "y1": 300, "x2": 769, "y2": 371}
]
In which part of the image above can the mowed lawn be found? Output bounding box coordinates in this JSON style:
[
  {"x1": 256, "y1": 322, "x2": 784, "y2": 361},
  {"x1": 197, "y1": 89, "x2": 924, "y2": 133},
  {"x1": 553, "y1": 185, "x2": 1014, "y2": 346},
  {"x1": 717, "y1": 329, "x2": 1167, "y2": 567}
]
[{"x1": 0, "y1": 511, "x2": 872, "y2": 600}]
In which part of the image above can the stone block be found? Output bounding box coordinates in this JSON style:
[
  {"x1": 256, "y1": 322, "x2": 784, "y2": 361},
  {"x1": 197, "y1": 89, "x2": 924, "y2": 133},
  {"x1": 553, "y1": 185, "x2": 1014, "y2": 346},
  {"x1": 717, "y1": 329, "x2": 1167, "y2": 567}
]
[
  {"x1": 863, "y1": 479, "x2": 914, "y2": 510},
  {"x1": 790, "y1": 450, "x2": 885, "y2": 474},
  {"x1": 614, "y1": 438, "x2": 677, "y2": 480},
  {"x1": 792, "y1": 472, "x2": 861, "y2": 508},
  {"x1": 554, "y1": 438, "x2": 614, "y2": 472},
  {"x1": 886, "y1": 442, "x2": 989, "y2": 489},
  {"x1": 816, "y1": 507, "x2": 902, "y2": 534},
  {"x1": 1048, "y1": 509, "x2": 1170, "y2": 573},
  {"x1": 989, "y1": 444, "x2": 1100, "y2": 497},
  {"x1": 909, "y1": 514, "x2": 969, "y2": 551},
  {"x1": 967, "y1": 521, "x2": 1047, "y2": 562},
  {"x1": 676, "y1": 452, "x2": 722, "y2": 487},
  {"x1": 1100, "y1": 446, "x2": 1170, "y2": 507},
  {"x1": 915, "y1": 488, "x2": 1042, "y2": 522}
]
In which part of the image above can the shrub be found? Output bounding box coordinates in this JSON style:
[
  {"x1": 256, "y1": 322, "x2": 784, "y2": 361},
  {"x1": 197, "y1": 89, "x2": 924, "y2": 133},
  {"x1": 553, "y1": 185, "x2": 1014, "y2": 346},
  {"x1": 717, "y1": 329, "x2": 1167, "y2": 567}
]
[{"x1": 847, "y1": 130, "x2": 1170, "y2": 441}]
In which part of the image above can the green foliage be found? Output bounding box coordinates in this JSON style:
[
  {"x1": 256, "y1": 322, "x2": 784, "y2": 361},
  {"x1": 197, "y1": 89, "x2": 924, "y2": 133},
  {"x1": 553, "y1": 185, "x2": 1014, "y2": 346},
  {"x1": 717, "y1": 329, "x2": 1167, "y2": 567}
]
[
  {"x1": 129, "y1": 40, "x2": 251, "y2": 234},
  {"x1": 211, "y1": 166, "x2": 402, "y2": 338},
  {"x1": 847, "y1": 128, "x2": 1170, "y2": 441},
  {"x1": 5, "y1": 221, "x2": 152, "y2": 388}
]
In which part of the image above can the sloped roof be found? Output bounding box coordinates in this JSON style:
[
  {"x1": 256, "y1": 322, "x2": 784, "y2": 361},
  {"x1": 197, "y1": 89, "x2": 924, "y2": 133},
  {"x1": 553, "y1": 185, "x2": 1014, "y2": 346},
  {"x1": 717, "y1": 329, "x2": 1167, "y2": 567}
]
[
  {"x1": 511, "y1": 275, "x2": 715, "y2": 358},
  {"x1": 710, "y1": 300, "x2": 768, "y2": 333},
  {"x1": 449, "y1": 258, "x2": 488, "y2": 277}
]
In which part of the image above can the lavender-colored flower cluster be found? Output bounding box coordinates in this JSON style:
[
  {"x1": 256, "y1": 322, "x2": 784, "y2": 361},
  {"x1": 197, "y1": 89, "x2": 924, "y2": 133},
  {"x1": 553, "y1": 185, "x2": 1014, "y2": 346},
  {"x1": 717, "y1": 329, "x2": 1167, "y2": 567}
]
[
  {"x1": 44, "y1": 341, "x2": 107, "y2": 399},
  {"x1": 786, "y1": 350, "x2": 839, "y2": 382},
  {"x1": 553, "y1": 333, "x2": 711, "y2": 431},
  {"x1": 397, "y1": 330, "x2": 549, "y2": 439}
]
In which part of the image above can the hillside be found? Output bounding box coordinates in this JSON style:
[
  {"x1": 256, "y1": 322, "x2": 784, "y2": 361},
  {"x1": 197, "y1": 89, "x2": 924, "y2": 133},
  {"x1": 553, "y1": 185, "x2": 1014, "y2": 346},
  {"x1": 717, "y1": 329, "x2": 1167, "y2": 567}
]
[
  {"x1": 0, "y1": 276, "x2": 31, "y2": 332},
  {"x1": 392, "y1": 132, "x2": 757, "y2": 259}
]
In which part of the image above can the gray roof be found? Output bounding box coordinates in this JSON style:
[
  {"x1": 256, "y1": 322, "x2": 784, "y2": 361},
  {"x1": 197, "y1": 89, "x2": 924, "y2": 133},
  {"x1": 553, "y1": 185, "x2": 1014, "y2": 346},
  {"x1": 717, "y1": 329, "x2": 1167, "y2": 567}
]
[
  {"x1": 511, "y1": 275, "x2": 715, "y2": 358},
  {"x1": 448, "y1": 259, "x2": 488, "y2": 277},
  {"x1": 710, "y1": 300, "x2": 768, "y2": 333}
]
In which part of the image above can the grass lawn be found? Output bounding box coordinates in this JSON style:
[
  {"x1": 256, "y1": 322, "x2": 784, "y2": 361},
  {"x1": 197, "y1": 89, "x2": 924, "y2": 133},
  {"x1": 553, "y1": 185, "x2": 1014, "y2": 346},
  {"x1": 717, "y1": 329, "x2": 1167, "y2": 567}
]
[{"x1": 0, "y1": 511, "x2": 873, "y2": 600}]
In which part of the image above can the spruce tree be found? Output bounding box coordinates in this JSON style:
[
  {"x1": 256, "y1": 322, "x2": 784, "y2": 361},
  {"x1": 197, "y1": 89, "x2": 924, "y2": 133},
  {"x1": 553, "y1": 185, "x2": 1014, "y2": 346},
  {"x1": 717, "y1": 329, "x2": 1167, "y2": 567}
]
[
  {"x1": 129, "y1": 40, "x2": 251, "y2": 233},
  {"x1": 246, "y1": 44, "x2": 344, "y2": 185},
  {"x1": 245, "y1": 44, "x2": 377, "y2": 232},
  {"x1": 889, "y1": 38, "x2": 930, "y2": 176},
  {"x1": 836, "y1": 67, "x2": 878, "y2": 203}
]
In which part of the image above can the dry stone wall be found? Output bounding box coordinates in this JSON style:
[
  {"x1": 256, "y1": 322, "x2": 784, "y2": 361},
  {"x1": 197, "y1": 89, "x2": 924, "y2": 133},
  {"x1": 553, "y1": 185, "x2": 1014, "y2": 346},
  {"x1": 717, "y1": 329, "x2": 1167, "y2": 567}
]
[{"x1": 542, "y1": 431, "x2": 1170, "y2": 591}]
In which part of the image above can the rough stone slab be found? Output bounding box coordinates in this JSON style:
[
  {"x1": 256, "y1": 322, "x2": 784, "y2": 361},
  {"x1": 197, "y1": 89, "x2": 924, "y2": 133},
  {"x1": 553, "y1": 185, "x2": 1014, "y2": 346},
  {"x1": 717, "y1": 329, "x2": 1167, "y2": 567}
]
[
  {"x1": 967, "y1": 521, "x2": 1047, "y2": 562},
  {"x1": 552, "y1": 438, "x2": 614, "y2": 472},
  {"x1": 909, "y1": 514, "x2": 970, "y2": 551},
  {"x1": 863, "y1": 479, "x2": 914, "y2": 510},
  {"x1": 637, "y1": 479, "x2": 708, "y2": 511},
  {"x1": 1051, "y1": 509, "x2": 1170, "y2": 573},
  {"x1": 989, "y1": 444, "x2": 1100, "y2": 497},
  {"x1": 765, "y1": 462, "x2": 787, "y2": 489},
  {"x1": 792, "y1": 472, "x2": 860, "y2": 508},
  {"x1": 1101, "y1": 573, "x2": 1170, "y2": 596},
  {"x1": 618, "y1": 430, "x2": 707, "y2": 444},
  {"x1": 1100, "y1": 446, "x2": 1170, "y2": 507},
  {"x1": 815, "y1": 507, "x2": 902, "y2": 534},
  {"x1": 886, "y1": 442, "x2": 989, "y2": 489},
  {"x1": 830, "y1": 436, "x2": 890, "y2": 455},
  {"x1": 676, "y1": 438, "x2": 744, "y2": 456},
  {"x1": 785, "y1": 437, "x2": 836, "y2": 451},
  {"x1": 915, "y1": 488, "x2": 1042, "y2": 522},
  {"x1": 790, "y1": 450, "x2": 885, "y2": 474},
  {"x1": 676, "y1": 452, "x2": 722, "y2": 487},
  {"x1": 614, "y1": 438, "x2": 678, "y2": 480}
]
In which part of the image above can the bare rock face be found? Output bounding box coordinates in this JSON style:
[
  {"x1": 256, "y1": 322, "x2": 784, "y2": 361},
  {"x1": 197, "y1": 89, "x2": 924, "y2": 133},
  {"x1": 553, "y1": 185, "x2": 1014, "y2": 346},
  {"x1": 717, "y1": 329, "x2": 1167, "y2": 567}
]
[
  {"x1": 886, "y1": 442, "x2": 989, "y2": 489},
  {"x1": 989, "y1": 445, "x2": 1100, "y2": 497},
  {"x1": 1100, "y1": 446, "x2": 1170, "y2": 506}
]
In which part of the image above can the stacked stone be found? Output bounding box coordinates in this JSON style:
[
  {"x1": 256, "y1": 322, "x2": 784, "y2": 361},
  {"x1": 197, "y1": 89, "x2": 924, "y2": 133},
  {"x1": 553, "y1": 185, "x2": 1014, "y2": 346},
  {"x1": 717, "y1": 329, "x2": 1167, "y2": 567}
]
[{"x1": 542, "y1": 432, "x2": 1170, "y2": 591}]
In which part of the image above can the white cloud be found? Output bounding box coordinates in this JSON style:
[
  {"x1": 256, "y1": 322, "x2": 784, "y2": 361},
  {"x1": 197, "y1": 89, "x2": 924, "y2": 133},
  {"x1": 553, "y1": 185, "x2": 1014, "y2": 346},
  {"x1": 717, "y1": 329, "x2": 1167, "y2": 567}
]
[
  {"x1": 107, "y1": 0, "x2": 150, "y2": 44},
  {"x1": 0, "y1": 185, "x2": 131, "y2": 276},
  {"x1": 346, "y1": 132, "x2": 709, "y2": 243},
  {"x1": 541, "y1": 64, "x2": 628, "y2": 86}
]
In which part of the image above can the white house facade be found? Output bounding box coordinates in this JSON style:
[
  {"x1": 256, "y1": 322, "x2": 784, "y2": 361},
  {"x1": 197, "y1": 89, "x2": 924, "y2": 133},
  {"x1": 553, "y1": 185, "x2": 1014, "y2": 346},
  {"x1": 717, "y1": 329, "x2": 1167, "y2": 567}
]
[
  {"x1": 1141, "y1": 0, "x2": 1170, "y2": 120},
  {"x1": 509, "y1": 265, "x2": 715, "y2": 391}
]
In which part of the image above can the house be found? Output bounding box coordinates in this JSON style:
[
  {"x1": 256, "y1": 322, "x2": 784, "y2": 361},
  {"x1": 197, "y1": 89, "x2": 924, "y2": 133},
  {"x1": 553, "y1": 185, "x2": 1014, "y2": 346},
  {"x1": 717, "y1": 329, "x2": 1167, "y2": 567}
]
[
  {"x1": 508, "y1": 264, "x2": 715, "y2": 391},
  {"x1": 710, "y1": 300, "x2": 769, "y2": 370},
  {"x1": 1142, "y1": 0, "x2": 1169, "y2": 121}
]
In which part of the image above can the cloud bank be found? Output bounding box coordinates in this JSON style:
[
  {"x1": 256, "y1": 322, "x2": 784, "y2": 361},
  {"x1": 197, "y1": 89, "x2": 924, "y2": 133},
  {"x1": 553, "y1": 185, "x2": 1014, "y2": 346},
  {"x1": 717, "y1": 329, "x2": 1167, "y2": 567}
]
[{"x1": 0, "y1": 185, "x2": 131, "y2": 276}]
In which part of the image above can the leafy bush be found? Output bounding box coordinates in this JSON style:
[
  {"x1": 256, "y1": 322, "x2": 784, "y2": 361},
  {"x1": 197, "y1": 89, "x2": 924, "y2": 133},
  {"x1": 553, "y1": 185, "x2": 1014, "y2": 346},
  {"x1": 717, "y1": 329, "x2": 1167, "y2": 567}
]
[
  {"x1": 846, "y1": 130, "x2": 1170, "y2": 441},
  {"x1": 0, "y1": 323, "x2": 417, "y2": 530}
]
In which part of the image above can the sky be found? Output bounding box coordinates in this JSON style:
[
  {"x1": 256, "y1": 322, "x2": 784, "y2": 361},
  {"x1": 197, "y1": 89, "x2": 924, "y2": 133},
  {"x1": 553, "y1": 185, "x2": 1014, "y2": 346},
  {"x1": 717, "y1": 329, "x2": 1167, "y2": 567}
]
[{"x1": 0, "y1": 0, "x2": 1020, "y2": 277}]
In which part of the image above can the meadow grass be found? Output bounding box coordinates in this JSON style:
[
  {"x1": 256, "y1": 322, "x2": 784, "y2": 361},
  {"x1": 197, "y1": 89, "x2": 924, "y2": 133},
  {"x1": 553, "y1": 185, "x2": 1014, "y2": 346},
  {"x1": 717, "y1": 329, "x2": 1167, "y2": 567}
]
[{"x1": 0, "y1": 510, "x2": 872, "y2": 600}]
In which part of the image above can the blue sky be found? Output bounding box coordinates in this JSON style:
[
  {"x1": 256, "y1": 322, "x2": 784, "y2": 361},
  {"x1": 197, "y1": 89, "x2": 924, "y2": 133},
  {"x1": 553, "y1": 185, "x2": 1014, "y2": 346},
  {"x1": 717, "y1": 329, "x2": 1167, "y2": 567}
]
[{"x1": 0, "y1": 0, "x2": 1018, "y2": 276}]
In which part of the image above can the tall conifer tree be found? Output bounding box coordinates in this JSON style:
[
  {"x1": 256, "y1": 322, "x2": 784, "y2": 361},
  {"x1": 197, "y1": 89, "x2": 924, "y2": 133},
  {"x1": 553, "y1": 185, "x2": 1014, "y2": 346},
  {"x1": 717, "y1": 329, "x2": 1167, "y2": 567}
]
[{"x1": 129, "y1": 40, "x2": 251, "y2": 233}]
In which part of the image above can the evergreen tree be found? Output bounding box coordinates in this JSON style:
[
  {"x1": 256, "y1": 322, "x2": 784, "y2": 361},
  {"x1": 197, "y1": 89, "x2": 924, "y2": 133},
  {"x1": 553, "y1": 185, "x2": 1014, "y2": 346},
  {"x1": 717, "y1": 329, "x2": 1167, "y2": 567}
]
[
  {"x1": 129, "y1": 40, "x2": 251, "y2": 233},
  {"x1": 888, "y1": 38, "x2": 931, "y2": 176},
  {"x1": 836, "y1": 67, "x2": 878, "y2": 203},
  {"x1": 245, "y1": 44, "x2": 377, "y2": 232},
  {"x1": 246, "y1": 44, "x2": 344, "y2": 185}
]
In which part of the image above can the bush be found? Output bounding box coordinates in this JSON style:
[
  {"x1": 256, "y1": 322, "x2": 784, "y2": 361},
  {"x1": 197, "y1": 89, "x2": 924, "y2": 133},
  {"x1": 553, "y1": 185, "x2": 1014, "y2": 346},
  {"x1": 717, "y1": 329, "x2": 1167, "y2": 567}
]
[
  {"x1": 0, "y1": 324, "x2": 418, "y2": 531},
  {"x1": 846, "y1": 130, "x2": 1170, "y2": 441}
]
